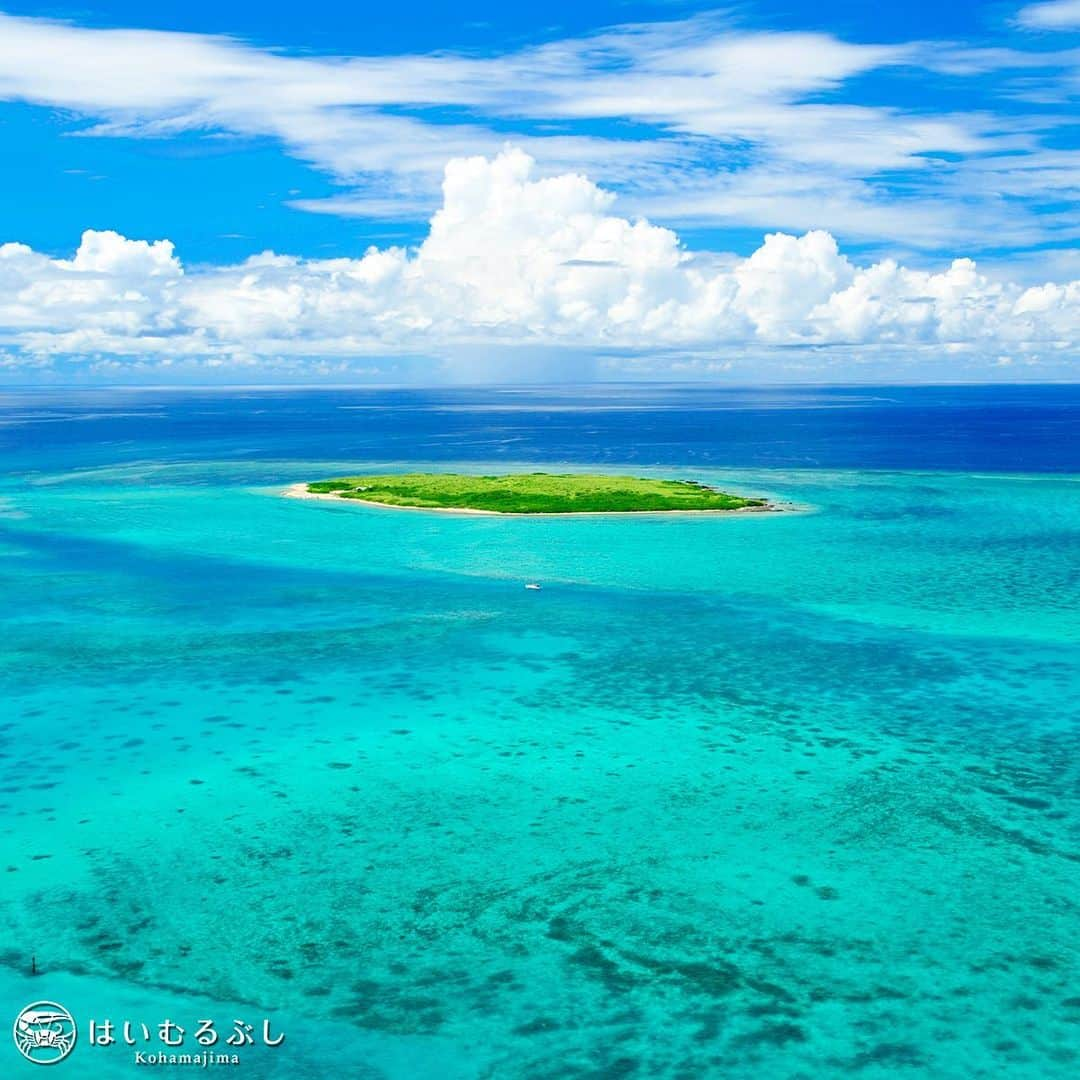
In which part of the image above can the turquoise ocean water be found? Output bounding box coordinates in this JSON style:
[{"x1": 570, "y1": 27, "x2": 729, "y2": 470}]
[{"x1": 1, "y1": 387, "x2": 1078, "y2": 1078}]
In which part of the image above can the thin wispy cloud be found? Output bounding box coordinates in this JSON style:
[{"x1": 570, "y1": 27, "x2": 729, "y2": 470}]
[
  {"x1": 1016, "y1": 0, "x2": 1080, "y2": 30},
  {"x1": 0, "y1": 9, "x2": 1076, "y2": 253}
]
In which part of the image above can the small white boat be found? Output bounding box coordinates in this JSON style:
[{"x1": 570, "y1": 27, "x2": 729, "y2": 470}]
[{"x1": 525, "y1": 583, "x2": 542, "y2": 590}]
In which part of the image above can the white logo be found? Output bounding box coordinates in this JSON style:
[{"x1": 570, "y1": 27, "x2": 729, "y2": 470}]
[{"x1": 13, "y1": 1001, "x2": 77, "y2": 1065}]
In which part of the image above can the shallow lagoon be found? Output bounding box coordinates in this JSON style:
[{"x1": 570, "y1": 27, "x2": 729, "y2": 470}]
[{"x1": 1, "y1": 387, "x2": 1078, "y2": 1077}]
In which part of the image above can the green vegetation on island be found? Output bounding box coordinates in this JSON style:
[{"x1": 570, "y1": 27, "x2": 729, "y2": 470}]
[{"x1": 304, "y1": 472, "x2": 769, "y2": 514}]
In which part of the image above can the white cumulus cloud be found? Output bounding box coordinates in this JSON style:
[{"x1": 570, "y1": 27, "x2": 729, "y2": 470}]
[{"x1": 0, "y1": 151, "x2": 1075, "y2": 377}]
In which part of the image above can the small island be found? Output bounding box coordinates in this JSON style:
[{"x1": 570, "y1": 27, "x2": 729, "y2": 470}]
[{"x1": 285, "y1": 472, "x2": 778, "y2": 515}]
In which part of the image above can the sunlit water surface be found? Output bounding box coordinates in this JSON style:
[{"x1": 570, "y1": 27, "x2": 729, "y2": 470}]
[{"x1": 2, "y1": 386, "x2": 1078, "y2": 1078}]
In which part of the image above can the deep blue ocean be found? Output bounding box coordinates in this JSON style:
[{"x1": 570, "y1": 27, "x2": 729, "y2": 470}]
[
  {"x1": 5, "y1": 383, "x2": 1079, "y2": 474},
  {"x1": 1, "y1": 384, "x2": 1078, "y2": 1078}
]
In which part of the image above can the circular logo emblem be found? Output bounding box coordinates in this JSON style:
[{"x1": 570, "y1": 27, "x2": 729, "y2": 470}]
[{"x1": 13, "y1": 1001, "x2": 77, "y2": 1065}]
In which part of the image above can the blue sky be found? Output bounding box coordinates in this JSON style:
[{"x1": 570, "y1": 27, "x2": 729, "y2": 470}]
[
  {"x1": 0, "y1": 1, "x2": 1076, "y2": 382},
  {"x1": 2, "y1": 0, "x2": 1076, "y2": 263}
]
